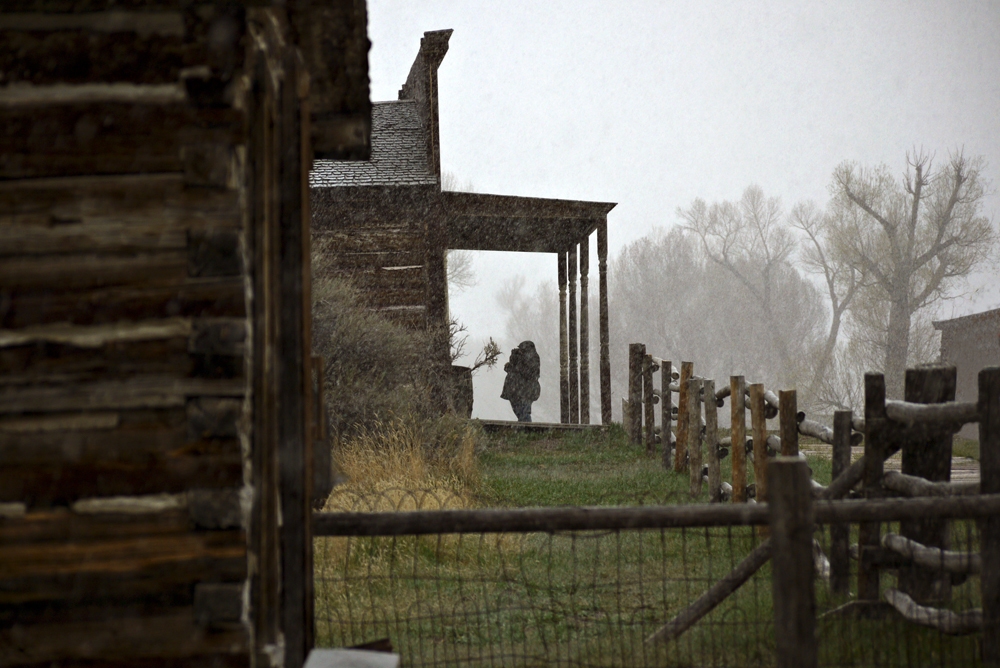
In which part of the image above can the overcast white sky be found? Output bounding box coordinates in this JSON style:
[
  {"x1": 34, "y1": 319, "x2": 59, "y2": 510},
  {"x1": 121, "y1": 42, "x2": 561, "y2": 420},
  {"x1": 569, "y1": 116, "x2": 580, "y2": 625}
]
[{"x1": 365, "y1": 0, "x2": 1000, "y2": 418}]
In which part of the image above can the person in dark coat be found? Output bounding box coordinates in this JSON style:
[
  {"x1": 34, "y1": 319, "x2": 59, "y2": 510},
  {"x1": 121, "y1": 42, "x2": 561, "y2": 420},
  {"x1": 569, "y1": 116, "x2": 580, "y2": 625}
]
[{"x1": 500, "y1": 340, "x2": 540, "y2": 422}]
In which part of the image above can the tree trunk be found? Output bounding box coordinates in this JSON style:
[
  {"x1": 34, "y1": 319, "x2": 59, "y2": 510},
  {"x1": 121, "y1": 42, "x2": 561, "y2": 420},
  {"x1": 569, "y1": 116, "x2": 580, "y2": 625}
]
[{"x1": 883, "y1": 295, "x2": 911, "y2": 399}]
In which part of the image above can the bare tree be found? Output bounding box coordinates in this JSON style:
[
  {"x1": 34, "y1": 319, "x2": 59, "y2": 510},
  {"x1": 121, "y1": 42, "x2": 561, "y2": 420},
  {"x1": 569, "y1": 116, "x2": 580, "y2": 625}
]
[
  {"x1": 788, "y1": 200, "x2": 867, "y2": 409},
  {"x1": 831, "y1": 150, "x2": 996, "y2": 398},
  {"x1": 678, "y1": 185, "x2": 798, "y2": 380}
]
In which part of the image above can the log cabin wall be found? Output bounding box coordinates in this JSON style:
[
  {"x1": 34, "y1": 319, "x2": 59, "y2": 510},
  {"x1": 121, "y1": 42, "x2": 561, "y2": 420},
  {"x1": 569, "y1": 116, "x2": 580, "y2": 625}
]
[{"x1": 0, "y1": 2, "x2": 369, "y2": 667}]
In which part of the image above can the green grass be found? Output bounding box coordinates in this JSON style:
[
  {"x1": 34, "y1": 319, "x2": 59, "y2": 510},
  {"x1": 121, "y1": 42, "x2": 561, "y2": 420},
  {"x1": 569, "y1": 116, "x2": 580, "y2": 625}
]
[{"x1": 315, "y1": 423, "x2": 984, "y2": 667}]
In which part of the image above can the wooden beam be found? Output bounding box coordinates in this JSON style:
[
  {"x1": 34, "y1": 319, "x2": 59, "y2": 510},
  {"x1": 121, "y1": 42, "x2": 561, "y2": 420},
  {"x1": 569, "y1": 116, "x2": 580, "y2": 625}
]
[
  {"x1": 731, "y1": 376, "x2": 747, "y2": 504},
  {"x1": 579, "y1": 239, "x2": 590, "y2": 424},
  {"x1": 558, "y1": 252, "x2": 568, "y2": 424},
  {"x1": 980, "y1": 367, "x2": 1000, "y2": 666},
  {"x1": 597, "y1": 221, "x2": 611, "y2": 424},
  {"x1": 568, "y1": 245, "x2": 579, "y2": 424}
]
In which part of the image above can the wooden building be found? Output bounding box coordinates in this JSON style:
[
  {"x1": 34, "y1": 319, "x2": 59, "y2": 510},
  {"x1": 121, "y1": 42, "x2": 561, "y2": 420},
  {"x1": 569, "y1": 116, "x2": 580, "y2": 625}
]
[
  {"x1": 934, "y1": 307, "x2": 1000, "y2": 440},
  {"x1": 310, "y1": 29, "x2": 617, "y2": 423},
  {"x1": 0, "y1": 2, "x2": 369, "y2": 667}
]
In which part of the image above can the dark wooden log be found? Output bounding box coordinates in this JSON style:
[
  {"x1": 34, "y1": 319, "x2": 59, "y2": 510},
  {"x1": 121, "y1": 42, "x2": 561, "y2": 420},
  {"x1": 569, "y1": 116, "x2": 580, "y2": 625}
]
[
  {"x1": 2, "y1": 278, "x2": 246, "y2": 329},
  {"x1": 704, "y1": 379, "x2": 721, "y2": 502},
  {"x1": 187, "y1": 229, "x2": 242, "y2": 278},
  {"x1": 675, "y1": 362, "x2": 692, "y2": 473},
  {"x1": 980, "y1": 367, "x2": 1000, "y2": 667},
  {"x1": 882, "y1": 471, "x2": 979, "y2": 497},
  {"x1": 779, "y1": 390, "x2": 798, "y2": 457},
  {"x1": 859, "y1": 373, "x2": 887, "y2": 602},
  {"x1": 731, "y1": 376, "x2": 747, "y2": 504},
  {"x1": 194, "y1": 583, "x2": 244, "y2": 625},
  {"x1": 688, "y1": 378, "x2": 703, "y2": 497},
  {"x1": 898, "y1": 366, "x2": 956, "y2": 605},
  {"x1": 187, "y1": 488, "x2": 243, "y2": 530},
  {"x1": 0, "y1": 250, "x2": 188, "y2": 292},
  {"x1": 187, "y1": 397, "x2": 242, "y2": 440},
  {"x1": 770, "y1": 458, "x2": 817, "y2": 668},
  {"x1": 883, "y1": 589, "x2": 981, "y2": 635},
  {"x1": 568, "y1": 245, "x2": 579, "y2": 424},
  {"x1": 830, "y1": 410, "x2": 852, "y2": 596},
  {"x1": 627, "y1": 344, "x2": 644, "y2": 445},
  {"x1": 644, "y1": 354, "x2": 655, "y2": 455},
  {"x1": 188, "y1": 319, "x2": 246, "y2": 357},
  {"x1": 0, "y1": 376, "x2": 243, "y2": 414},
  {"x1": 660, "y1": 359, "x2": 673, "y2": 469},
  {"x1": 579, "y1": 238, "x2": 590, "y2": 425},
  {"x1": 0, "y1": 101, "x2": 242, "y2": 179},
  {"x1": 0, "y1": 608, "x2": 249, "y2": 665}
]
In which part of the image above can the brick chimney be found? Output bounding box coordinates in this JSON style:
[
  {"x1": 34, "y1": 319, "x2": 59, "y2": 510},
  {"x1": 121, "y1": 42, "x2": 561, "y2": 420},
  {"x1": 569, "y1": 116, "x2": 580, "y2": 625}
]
[{"x1": 398, "y1": 29, "x2": 452, "y2": 183}]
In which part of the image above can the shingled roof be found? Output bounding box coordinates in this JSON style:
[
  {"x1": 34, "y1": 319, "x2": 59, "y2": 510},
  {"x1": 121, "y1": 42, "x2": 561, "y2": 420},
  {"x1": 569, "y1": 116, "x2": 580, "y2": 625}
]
[{"x1": 309, "y1": 100, "x2": 436, "y2": 188}]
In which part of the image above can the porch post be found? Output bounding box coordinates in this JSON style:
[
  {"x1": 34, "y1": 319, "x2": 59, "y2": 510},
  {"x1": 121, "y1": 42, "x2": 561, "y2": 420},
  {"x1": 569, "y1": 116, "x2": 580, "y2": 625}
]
[
  {"x1": 569, "y1": 245, "x2": 579, "y2": 423},
  {"x1": 579, "y1": 237, "x2": 590, "y2": 424},
  {"x1": 558, "y1": 251, "x2": 569, "y2": 423},
  {"x1": 598, "y1": 220, "x2": 611, "y2": 424}
]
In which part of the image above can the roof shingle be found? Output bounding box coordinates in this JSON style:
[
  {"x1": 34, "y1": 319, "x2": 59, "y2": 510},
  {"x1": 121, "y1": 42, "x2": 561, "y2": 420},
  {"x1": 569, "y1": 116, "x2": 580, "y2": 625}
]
[{"x1": 309, "y1": 100, "x2": 436, "y2": 188}]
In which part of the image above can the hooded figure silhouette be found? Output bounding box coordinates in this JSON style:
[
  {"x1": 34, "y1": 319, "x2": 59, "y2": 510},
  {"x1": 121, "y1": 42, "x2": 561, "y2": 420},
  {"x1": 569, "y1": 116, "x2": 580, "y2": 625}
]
[{"x1": 500, "y1": 340, "x2": 541, "y2": 422}]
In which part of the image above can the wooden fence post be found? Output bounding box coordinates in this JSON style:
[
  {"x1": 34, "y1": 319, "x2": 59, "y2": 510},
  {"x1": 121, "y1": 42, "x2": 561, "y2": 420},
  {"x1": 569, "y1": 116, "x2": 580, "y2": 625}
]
[
  {"x1": 858, "y1": 373, "x2": 886, "y2": 603},
  {"x1": 770, "y1": 458, "x2": 817, "y2": 668},
  {"x1": 661, "y1": 360, "x2": 674, "y2": 469},
  {"x1": 704, "y1": 379, "x2": 721, "y2": 502},
  {"x1": 675, "y1": 362, "x2": 693, "y2": 473},
  {"x1": 644, "y1": 354, "x2": 655, "y2": 455},
  {"x1": 980, "y1": 367, "x2": 1000, "y2": 667},
  {"x1": 750, "y1": 383, "x2": 768, "y2": 537},
  {"x1": 688, "y1": 377, "x2": 703, "y2": 497},
  {"x1": 628, "y1": 343, "x2": 644, "y2": 445},
  {"x1": 830, "y1": 410, "x2": 853, "y2": 596},
  {"x1": 779, "y1": 390, "x2": 798, "y2": 457},
  {"x1": 898, "y1": 365, "x2": 956, "y2": 604},
  {"x1": 731, "y1": 376, "x2": 747, "y2": 503}
]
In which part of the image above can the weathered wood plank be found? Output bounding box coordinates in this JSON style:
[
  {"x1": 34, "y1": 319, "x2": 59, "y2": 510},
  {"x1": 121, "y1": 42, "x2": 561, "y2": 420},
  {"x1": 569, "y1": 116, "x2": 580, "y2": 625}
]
[
  {"x1": 0, "y1": 222, "x2": 187, "y2": 255},
  {"x1": 0, "y1": 250, "x2": 187, "y2": 291},
  {"x1": 2, "y1": 278, "x2": 246, "y2": 329},
  {"x1": 313, "y1": 228, "x2": 424, "y2": 254},
  {"x1": 0, "y1": 376, "x2": 243, "y2": 414},
  {"x1": 187, "y1": 229, "x2": 242, "y2": 277},
  {"x1": 0, "y1": 103, "x2": 242, "y2": 179},
  {"x1": 0, "y1": 174, "x2": 239, "y2": 230},
  {"x1": 0, "y1": 336, "x2": 190, "y2": 384},
  {"x1": 0, "y1": 608, "x2": 248, "y2": 665}
]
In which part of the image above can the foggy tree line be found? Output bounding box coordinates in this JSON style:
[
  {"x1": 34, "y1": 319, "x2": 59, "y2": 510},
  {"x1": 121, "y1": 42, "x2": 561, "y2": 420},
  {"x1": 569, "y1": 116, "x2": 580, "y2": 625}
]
[{"x1": 494, "y1": 151, "x2": 996, "y2": 417}]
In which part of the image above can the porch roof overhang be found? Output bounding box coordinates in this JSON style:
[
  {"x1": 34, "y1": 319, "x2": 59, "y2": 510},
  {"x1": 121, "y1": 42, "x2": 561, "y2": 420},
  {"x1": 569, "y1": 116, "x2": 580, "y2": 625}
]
[{"x1": 442, "y1": 191, "x2": 616, "y2": 253}]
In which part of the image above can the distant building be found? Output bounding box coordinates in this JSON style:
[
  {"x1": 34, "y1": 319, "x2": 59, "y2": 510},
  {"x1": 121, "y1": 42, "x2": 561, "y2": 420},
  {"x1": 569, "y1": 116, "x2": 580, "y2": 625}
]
[
  {"x1": 309, "y1": 30, "x2": 617, "y2": 424},
  {"x1": 933, "y1": 307, "x2": 1000, "y2": 440}
]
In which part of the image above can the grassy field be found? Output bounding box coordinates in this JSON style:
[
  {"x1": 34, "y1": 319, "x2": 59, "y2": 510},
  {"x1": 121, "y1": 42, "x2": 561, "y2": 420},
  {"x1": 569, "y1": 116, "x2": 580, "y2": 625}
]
[{"x1": 314, "y1": 421, "x2": 983, "y2": 667}]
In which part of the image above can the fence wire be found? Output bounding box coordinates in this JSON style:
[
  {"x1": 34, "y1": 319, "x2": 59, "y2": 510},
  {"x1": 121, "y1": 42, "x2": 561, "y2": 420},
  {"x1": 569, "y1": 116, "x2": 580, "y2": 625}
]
[{"x1": 315, "y1": 489, "x2": 986, "y2": 667}]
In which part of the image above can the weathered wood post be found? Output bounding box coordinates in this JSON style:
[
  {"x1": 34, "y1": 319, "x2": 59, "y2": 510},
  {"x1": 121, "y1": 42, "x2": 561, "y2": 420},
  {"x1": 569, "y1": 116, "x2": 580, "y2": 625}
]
[
  {"x1": 688, "y1": 377, "x2": 703, "y2": 497},
  {"x1": 569, "y1": 246, "x2": 579, "y2": 424},
  {"x1": 770, "y1": 457, "x2": 817, "y2": 668},
  {"x1": 598, "y1": 221, "x2": 611, "y2": 425},
  {"x1": 858, "y1": 373, "x2": 887, "y2": 603},
  {"x1": 898, "y1": 365, "x2": 956, "y2": 604},
  {"x1": 705, "y1": 379, "x2": 721, "y2": 502},
  {"x1": 779, "y1": 390, "x2": 798, "y2": 457},
  {"x1": 731, "y1": 376, "x2": 747, "y2": 503},
  {"x1": 643, "y1": 353, "x2": 656, "y2": 455},
  {"x1": 559, "y1": 252, "x2": 569, "y2": 423},
  {"x1": 750, "y1": 383, "x2": 768, "y2": 535},
  {"x1": 675, "y1": 361, "x2": 693, "y2": 473},
  {"x1": 661, "y1": 360, "x2": 674, "y2": 469},
  {"x1": 980, "y1": 367, "x2": 1000, "y2": 667},
  {"x1": 830, "y1": 410, "x2": 853, "y2": 596},
  {"x1": 579, "y1": 239, "x2": 590, "y2": 425},
  {"x1": 628, "y1": 343, "x2": 645, "y2": 444}
]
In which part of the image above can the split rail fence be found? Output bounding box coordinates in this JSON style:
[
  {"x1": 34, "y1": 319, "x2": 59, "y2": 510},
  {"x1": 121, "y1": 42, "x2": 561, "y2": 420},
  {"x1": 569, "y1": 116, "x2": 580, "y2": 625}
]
[{"x1": 312, "y1": 359, "x2": 1000, "y2": 667}]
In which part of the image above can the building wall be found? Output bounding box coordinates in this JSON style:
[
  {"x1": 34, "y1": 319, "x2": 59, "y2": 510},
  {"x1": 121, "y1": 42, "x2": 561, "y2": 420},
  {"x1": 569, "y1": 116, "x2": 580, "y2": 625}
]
[{"x1": 938, "y1": 310, "x2": 1000, "y2": 441}]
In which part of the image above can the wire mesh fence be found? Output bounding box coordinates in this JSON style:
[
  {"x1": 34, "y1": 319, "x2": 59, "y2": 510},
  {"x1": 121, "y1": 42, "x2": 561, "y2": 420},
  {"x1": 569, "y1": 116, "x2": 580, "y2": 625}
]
[{"x1": 314, "y1": 487, "x2": 989, "y2": 667}]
